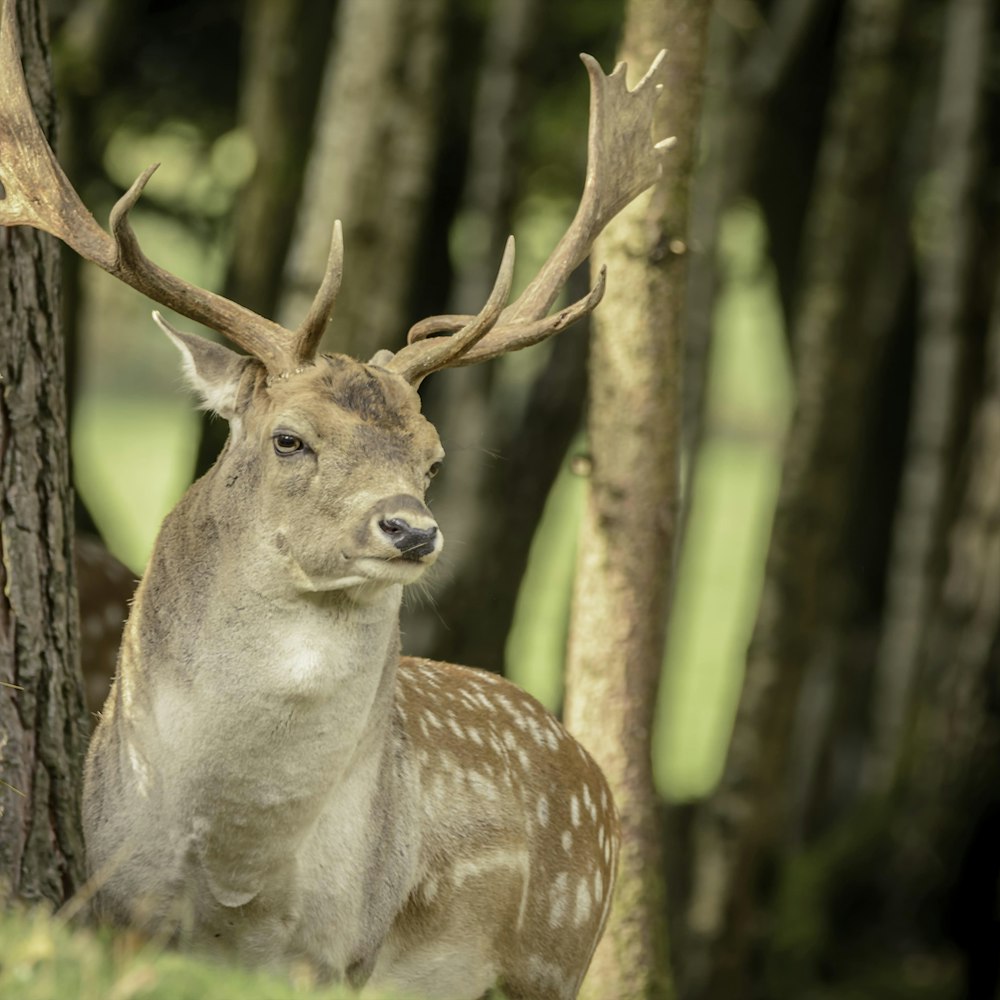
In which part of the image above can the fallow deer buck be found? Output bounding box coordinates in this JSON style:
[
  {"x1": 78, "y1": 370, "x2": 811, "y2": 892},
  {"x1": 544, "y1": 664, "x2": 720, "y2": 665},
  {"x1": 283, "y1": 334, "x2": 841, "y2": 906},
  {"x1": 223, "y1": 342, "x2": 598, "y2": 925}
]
[{"x1": 1, "y1": 4, "x2": 671, "y2": 995}]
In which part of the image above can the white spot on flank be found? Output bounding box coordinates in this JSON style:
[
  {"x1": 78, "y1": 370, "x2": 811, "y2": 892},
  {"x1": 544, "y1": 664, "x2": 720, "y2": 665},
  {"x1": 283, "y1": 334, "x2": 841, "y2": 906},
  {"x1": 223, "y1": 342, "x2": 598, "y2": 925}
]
[
  {"x1": 517, "y1": 747, "x2": 531, "y2": 770},
  {"x1": 447, "y1": 716, "x2": 465, "y2": 739},
  {"x1": 424, "y1": 710, "x2": 443, "y2": 729},
  {"x1": 545, "y1": 726, "x2": 560, "y2": 752},
  {"x1": 503, "y1": 730, "x2": 517, "y2": 750},
  {"x1": 467, "y1": 726, "x2": 484, "y2": 746},
  {"x1": 561, "y1": 829, "x2": 573, "y2": 853},
  {"x1": 549, "y1": 872, "x2": 570, "y2": 928},
  {"x1": 574, "y1": 877, "x2": 592, "y2": 926},
  {"x1": 536, "y1": 795, "x2": 550, "y2": 827},
  {"x1": 570, "y1": 794, "x2": 581, "y2": 828},
  {"x1": 526, "y1": 716, "x2": 545, "y2": 747},
  {"x1": 594, "y1": 867, "x2": 604, "y2": 904}
]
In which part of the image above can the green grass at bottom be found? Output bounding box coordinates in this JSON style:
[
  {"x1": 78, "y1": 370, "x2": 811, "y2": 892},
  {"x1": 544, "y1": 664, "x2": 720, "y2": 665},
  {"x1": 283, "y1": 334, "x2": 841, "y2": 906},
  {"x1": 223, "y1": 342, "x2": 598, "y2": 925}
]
[{"x1": 0, "y1": 902, "x2": 396, "y2": 1000}]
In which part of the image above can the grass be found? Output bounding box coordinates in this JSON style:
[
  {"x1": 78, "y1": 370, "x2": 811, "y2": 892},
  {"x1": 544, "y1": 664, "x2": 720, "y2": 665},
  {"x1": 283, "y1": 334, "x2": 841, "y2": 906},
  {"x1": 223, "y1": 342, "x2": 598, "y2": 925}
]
[{"x1": 0, "y1": 903, "x2": 361, "y2": 1000}]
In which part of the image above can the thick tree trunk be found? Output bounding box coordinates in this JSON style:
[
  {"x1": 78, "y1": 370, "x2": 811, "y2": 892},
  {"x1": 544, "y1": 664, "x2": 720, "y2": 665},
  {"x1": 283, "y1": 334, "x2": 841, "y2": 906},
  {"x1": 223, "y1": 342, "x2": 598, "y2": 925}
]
[
  {"x1": 563, "y1": 2, "x2": 712, "y2": 996},
  {"x1": 0, "y1": 0, "x2": 87, "y2": 906}
]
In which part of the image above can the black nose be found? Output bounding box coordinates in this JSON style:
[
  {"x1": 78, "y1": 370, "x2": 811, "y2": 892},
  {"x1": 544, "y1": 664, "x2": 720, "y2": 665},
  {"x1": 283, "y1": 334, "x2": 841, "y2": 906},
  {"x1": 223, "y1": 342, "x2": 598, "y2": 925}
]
[{"x1": 378, "y1": 518, "x2": 439, "y2": 561}]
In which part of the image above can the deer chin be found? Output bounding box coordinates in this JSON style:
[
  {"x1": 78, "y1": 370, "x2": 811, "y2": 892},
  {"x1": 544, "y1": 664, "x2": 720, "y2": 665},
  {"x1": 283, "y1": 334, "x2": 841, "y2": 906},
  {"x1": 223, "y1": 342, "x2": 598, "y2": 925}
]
[{"x1": 282, "y1": 548, "x2": 431, "y2": 594}]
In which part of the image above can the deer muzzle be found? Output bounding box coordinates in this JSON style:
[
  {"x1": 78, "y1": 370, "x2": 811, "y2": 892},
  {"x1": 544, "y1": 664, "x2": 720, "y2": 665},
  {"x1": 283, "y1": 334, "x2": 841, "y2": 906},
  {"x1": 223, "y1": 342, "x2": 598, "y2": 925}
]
[{"x1": 372, "y1": 496, "x2": 442, "y2": 562}]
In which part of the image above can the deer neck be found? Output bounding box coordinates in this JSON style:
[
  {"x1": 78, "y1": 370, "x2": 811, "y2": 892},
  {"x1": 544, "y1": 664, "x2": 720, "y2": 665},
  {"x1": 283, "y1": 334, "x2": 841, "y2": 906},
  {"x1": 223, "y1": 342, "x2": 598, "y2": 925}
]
[{"x1": 114, "y1": 476, "x2": 409, "y2": 907}]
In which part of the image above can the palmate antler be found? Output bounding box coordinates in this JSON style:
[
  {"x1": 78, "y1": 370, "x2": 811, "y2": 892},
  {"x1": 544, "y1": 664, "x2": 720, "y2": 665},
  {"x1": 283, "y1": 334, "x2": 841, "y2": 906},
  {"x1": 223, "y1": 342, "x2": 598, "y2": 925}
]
[
  {"x1": 385, "y1": 52, "x2": 673, "y2": 384},
  {"x1": 0, "y1": 0, "x2": 669, "y2": 384}
]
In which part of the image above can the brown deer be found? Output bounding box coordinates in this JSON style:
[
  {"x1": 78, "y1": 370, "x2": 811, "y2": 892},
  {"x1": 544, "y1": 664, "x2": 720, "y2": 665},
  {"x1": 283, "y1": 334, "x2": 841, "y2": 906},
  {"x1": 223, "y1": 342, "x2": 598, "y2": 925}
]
[{"x1": 1, "y1": 4, "x2": 670, "y2": 995}]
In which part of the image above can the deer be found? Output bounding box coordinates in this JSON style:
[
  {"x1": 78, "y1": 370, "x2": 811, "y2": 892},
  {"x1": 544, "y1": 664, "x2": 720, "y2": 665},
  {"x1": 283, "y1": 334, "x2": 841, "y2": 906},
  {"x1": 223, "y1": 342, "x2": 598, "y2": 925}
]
[{"x1": 1, "y1": 3, "x2": 671, "y2": 995}]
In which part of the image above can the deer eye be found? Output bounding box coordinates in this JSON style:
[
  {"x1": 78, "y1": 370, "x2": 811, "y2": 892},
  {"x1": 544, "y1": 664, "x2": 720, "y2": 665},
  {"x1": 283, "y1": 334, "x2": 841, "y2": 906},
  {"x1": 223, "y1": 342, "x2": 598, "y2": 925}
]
[
  {"x1": 427, "y1": 460, "x2": 442, "y2": 479},
  {"x1": 273, "y1": 433, "x2": 305, "y2": 456}
]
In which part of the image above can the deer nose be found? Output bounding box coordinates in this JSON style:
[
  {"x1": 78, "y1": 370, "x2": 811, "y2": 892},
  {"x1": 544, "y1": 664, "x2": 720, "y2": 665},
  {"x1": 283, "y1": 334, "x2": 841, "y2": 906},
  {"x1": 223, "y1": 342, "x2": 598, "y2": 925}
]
[{"x1": 378, "y1": 518, "x2": 439, "y2": 561}]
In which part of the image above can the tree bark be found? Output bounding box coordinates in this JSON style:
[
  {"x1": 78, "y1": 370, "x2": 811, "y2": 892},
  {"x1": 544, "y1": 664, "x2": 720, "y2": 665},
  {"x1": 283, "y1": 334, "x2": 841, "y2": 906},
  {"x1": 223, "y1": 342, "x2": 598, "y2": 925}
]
[
  {"x1": 0, "y1": 0, "x2": 87, "y2": 906},
  {"x1": 562, "y1": 2, "x2": 712, "y2": 996}
]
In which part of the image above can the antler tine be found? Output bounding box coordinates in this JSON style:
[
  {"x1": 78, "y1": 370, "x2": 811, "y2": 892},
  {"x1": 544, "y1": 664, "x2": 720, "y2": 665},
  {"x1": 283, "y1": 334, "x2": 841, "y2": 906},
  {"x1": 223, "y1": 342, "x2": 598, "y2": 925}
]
[
  {"x1": 384, "y1": 236, "x2": 516, "y2": 385},
  {"x1": 292, "y1": 219, "x2": 344, "y2": 365},
  {"x1": 399, "y1": 50, "x2": 670, "y2": 374},
  {"x1": 0, "y1": 0, "x2": 298, "y2": 375}
]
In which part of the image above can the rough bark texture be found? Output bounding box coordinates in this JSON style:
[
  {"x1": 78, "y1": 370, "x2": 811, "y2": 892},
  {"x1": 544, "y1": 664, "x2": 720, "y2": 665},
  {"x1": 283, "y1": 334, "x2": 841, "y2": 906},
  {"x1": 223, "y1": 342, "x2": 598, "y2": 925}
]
[
  {"x1": 562, "y1": 2, "x2": 712, "y2": 996},
  {"x1": 680, "y1": 0, "x2": 913, "y2": 993},
  {"x1": 0, "y1": 0, "x2": 87, "y2": 906},
  {"x1": 279, "y1": 0, "x2": 447, "y2": 363}
]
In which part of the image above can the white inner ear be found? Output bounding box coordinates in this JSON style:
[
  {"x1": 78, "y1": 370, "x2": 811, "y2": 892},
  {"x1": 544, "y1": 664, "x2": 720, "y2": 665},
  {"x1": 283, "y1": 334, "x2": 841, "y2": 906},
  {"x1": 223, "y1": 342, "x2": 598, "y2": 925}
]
[
  {"x1": 153, "y1": 311, "x2": 245, "y2": 420},
  {"x1": 178, "y1": 350, "x2": 241, "y2": 417}
]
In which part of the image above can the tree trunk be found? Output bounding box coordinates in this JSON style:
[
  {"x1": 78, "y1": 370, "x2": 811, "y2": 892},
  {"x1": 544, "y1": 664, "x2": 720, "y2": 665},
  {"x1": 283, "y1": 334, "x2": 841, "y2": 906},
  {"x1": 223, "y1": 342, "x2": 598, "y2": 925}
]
[
  {"x1": 193, "y1": 0, "x2": 336, "y2": 476},
  {"x1": 680, "y1": 0, "x2": 915, "y2": 992},
  {"x1": 279, "y1": 0, "x2": 447, "y2": 363},
  {"x1": 0, "y1": 0, "x2": 87, "y2": 906},
  {"x1": 403, "y1": 0, "x2": 563, "y2": 665},
  {"x1": 563, "y1": 2, "x2": 712, "y2": 996},
  {"x1": 869, "y1": 0, "x2": 989, "y2": 791}
]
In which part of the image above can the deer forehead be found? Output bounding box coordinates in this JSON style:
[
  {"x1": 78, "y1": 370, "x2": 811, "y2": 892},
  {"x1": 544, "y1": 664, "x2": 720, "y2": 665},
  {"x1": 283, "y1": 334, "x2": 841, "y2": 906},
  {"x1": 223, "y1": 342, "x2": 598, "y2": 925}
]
[{"x1": 250, "y1": 355, "x2": 441, "y2": 453}]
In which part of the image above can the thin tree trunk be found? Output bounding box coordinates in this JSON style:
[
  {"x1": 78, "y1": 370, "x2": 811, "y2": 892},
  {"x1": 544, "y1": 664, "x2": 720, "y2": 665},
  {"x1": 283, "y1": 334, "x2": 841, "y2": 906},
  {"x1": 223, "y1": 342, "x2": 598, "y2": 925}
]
[
  {"x1": 563, "y1": 3, "x2": 712, "y2": 996},
  {"x1": 193, "y1": 0, "x2": 335, "y2": 475},
  {"x1": 402, "y1": 0, "x2": 554, "y2": 663},
  {"x1": 681, "y1": 0, "x2": 913, "y2": 992},
  {"x1": 0, "y1": 0, "x2": 87, "y2": 906},
  {"x1": 279, "y1": 0, "x2": 447, "y2": 363},
  {"x1": 868, "y1": 0, "x2": 988, "y2": 791}
]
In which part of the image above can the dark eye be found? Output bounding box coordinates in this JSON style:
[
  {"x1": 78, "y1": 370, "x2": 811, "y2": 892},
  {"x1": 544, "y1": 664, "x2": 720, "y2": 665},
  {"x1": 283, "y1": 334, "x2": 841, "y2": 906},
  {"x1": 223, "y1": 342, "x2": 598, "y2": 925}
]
[
  {"x1": 273, "y1": 433, "x2": 304, "y2": 456},
  {"x1": 427, "y1": 460, "x2": 442, "y2": 479}
]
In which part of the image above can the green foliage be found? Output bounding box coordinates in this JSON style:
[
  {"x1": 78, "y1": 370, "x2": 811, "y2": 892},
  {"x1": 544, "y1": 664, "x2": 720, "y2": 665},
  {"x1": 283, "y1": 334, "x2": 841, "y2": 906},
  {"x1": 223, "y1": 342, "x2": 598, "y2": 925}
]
[{"x1": 0, "y1": 903, "x2": 364, "y2": 1000}]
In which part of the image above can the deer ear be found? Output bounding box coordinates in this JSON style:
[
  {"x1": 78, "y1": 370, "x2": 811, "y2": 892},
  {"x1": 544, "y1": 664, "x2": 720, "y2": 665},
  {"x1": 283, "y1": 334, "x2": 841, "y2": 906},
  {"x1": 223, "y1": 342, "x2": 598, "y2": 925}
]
[
  {"x1": 154, "y1": 312, "x2": 249, "y2": 419},
  {"x1": 367, "y1": 349, "x2": 396, "y2": 368}
]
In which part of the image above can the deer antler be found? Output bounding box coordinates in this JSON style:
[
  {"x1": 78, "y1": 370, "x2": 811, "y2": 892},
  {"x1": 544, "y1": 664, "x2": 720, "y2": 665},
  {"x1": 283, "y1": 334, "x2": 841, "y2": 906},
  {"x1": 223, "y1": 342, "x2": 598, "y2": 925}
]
[
  {"x1": 382, "y1": 50, "x2": 672, "y2": 384},
  {"x1": 0, "y1": 0, "x2": 339, "y2": 376}
]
